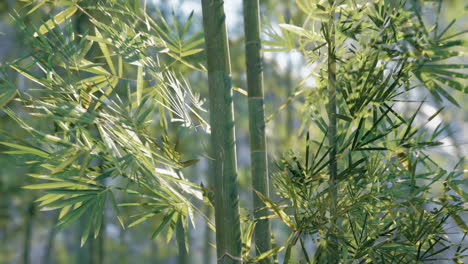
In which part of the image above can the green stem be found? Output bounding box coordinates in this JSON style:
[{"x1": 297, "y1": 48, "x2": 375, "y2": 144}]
[
  {"x1": 242, "y1": 0, "x2": 272, "y2": 262},
  {"x1": 201, "y1": 0, "x2": 242, "y2": 263},
  {"x1": 285, "y1": 59, "x2": 293, "y2": 137},
  {"x1": 285, "y1": 0, "x2": 294, "y2": 138},
  {"x1": 327, "y1": 1, "x2": 339, "y2": 262}
]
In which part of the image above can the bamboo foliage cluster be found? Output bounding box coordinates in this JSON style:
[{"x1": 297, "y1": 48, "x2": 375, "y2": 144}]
[
  {"x1": 1, "y1": 0, "x2": 209, "y2": 249},
  {"x1": 258, "y1": 0, "x2": 467, "y2": 263}
]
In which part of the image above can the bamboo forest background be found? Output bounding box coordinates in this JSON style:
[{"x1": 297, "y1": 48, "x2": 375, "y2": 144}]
[{"x1": 0, "y1": 0, "x2": 466, "y2": 263}]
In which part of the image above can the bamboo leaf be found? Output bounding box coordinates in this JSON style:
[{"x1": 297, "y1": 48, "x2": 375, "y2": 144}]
[
  {"x1": 34, "y1": 6, "x2": 78, "y2": 37},
  {"x1": 37, "y1": 194, "x2": 65, "y2": 207},
  {"x1": 95, "y1": 27, "x2": 117, "y2": 75},
  {"x1": 128, "y1": 213, "x2": 157, "y2": 228},
  {"x1": 9, "y1": 65, "x2": 48, "y2": 88},
  {"x1": 151, "y1": 210, "x2": 175, "y2": 239},
  {"x1": 255, "y1": 191, "x2": 296, "y2": 230},
  {"x1": 109, "y1": 191, "x2": 125, "y2": 229},
  {"x1": 42, "y1": 194, "x2": 96, "y2": 210},
  {"x1": 136, "y1": 65, "x2": 144, "y2": 105},
  {"x1": 23, "y1": 182, "x2": 79, "y2": 190},
  {"x1": 57, "y1": 200, "x2": 94, "y2": 232},
  {"x1": 58, "y1": 205, "x2": 71, "y2": 220},
  {"x1": 26, "y1": 0, "x2": 47, "y2": 15},
  {"x1": 0, "y1": 84, "x2": 16, "y2": 109},
  {"x1": 1, "y1": 142, "x2": 50, "y2": 158},
  {"x1": 248, "y1": 246, "x2": 284, "y2": 263},
  {"x1": 180, "y1": 48, "x2": 203, "y2": 57}
]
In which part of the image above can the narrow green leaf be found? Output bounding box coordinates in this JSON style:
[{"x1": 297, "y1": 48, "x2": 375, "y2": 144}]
[
  {"x1": 57, "y1": 200, "x2": 94, "y2": 232},
  {"x1": 248, "y1": 246, "x2": 284, "y2": 263},
  {"x1": 58, "y1": 205, "x2": 71, "y2": 220},
  {"x1": 0, "y1": 84, "x2": 16, "y2": 109},
  {"x1": 42, "y1": 194, "x2": 96, "y2": 210},
  {"x1": 109, "y1": 191, "x2": 125, "y2": 229},
  {"x1": 180, "y1": 48, "x2": 203, "y2": 57},
  {"x1": 255, "y1": 191, "x2": 296, "y2": 230},
  {"x1": 34, "y1": 6, "x2": 78, "y2": 37},
  {"x1": 2, "y1": 141, "x2": 51, "y2": 157},
  {"x1": 37, "y1": 194, "x2": 65, "y2": 207},
  {"x1": 23, "y1": 182, "x2": 76, "y2": 190},
  {"x1": 95, "y1": 28, "x2": 117, "y2": 75},
  {"x1": 81, "y1": 206, "x2": 96, "y2": 247},
  {"x1": 128, "y1": 213, "x2": 156, "y2": 228},
  {"x1": 136, "y1": 65, "x2": 144, "y2": 105},
  {"x1": 26, "y1": 0, "x2": 47, "y2": 15},
  {"x1": 151, "y1": 210, "x2": 175, "y2": 239}
]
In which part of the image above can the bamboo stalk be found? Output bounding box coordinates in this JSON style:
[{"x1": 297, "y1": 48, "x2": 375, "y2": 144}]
[
  {"x1": 285, "y1": 59, "x2": 293, "y2": 136},
  {"x1": 327, "y1": 1, "x2": 337, "y2": 214},
  {"x1": 242, "y1": 0, "x2": 272, "y2": 261},
  {"x1": 327, "y1": 1, "x2": 339, "y2": 262},
  {"x1": 284, "y1": 4, "x2": 294, "y2": 137},
  {"x1": 200, "y1": 0, "x2": 243, "y2": 263}
]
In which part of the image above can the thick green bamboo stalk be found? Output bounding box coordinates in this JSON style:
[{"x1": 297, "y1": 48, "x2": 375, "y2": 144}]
[
  {"x1": 327, "y1": 1, "x2": 339, "y2": 262},
  {"x1": 242, "y1": 0, "x2": 272, "y2": 261},
  {"x1": 285, "y1": 60, "x2": 293, "y2": 135},
  {"x1": 327, "y1": 1, "x2": 337, "y2": 212},
  {"x1": 201, "y1": 0, "x2": 242, "y2": 263},
  {"x1": 284, "y1": 4, "x2": 294, "y2": 137}
]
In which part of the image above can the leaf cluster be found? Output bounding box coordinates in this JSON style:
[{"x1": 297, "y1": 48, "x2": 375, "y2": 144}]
[
  {"x1": 1, "y1": 0, "x2": 210, "y2": 247},
  {"x1": 259, "y1": 0, "x2": 467, "y2": 263}
]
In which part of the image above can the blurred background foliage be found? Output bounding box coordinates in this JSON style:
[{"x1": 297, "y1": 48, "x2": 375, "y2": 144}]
[{"x1": 0, "y1": 0, "x2": 466, "y2": 263}]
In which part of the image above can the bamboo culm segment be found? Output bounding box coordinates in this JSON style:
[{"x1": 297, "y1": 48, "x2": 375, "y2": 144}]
[
  {"x1": 327, "y1": 1, "x2": 339, "y2": 263},
  {"x1": 201, "y1": 0, "x2": 243, "y2": 263},
  {"x1": 243, "y1": 0, "x2": 272, "y2": 262}
]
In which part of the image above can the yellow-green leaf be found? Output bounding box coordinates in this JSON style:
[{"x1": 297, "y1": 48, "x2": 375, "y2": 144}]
[
  {"x1": 34, "y1": 6, "x2": 78, "y2": 37},
  {"x1": 137, "y1": 65, "x2": 144, "y2": 105},
  {"x1": 181, "y1": 48, "x2": 203, "y2": 57},
  {"x1": 0, "y1": 85, "x2": 16, "y2": 109},
  {"x1": 1, "y1": 142, "x2": 50, "y2": 158},
  {"x1": 95, "y1": 28, "x2": 117, "y2": 75},
  {"x1": 248, "y1": 246, "x2": 285, "y2": 263},
  {"x1": 23, "y1": 182, "x2": 76, "y2": 189},
  {"x1": 255, "y1": 191, "x2": 296, "y2": 230}
]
